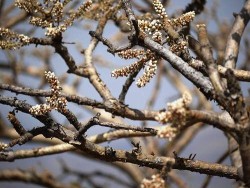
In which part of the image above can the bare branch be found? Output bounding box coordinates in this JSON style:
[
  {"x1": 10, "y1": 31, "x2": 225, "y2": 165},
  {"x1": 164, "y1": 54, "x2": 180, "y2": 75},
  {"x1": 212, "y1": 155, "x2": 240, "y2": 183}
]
[
  {"x1": 224, "y1": 0, "x2": 250, "y2": 69},
  {"x1": 0, "y1": 169, "x2": 71, "y2": 188}
]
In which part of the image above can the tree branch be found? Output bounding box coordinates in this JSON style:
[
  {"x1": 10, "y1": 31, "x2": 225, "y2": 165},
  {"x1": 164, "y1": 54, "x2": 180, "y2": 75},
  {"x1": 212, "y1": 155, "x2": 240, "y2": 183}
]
[
  {"x1": 0, "y1": 96, "x2": 240, "y2": 180},
  {"x1": 0, "y1": 169, "x2": 71, "y2": 188},
  {"x1": 224, "y1": 0, "x2": 250, "y2": 69},
  {"x1": 0, "y1": 84, "x2": 159, "y2": 120}
]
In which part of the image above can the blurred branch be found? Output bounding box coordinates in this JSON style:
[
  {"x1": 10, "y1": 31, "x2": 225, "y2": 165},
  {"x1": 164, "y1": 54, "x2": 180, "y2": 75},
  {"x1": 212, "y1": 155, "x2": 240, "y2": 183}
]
[
  {"x1": 0, "y1": 169, "x2": 72, "y2": 188},
  {"x1": 4, "y1": 12, "x2": 28, "y2": 28},
  {"x1": 169, "y1": 171, "x2": 189, "y2": 188},
  {"x1": 201, "y1": 148, "x2": 236, "y2": 188},
  {"x1": 60, "y1": 161, "x2": 134, "y2": 188}
]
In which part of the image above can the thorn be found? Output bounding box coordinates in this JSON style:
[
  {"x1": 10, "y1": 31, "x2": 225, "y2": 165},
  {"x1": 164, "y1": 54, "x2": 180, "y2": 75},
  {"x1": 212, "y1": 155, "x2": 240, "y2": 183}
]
[{"x1": 192, "y1": 154, "x2": 196, "y2": 160}]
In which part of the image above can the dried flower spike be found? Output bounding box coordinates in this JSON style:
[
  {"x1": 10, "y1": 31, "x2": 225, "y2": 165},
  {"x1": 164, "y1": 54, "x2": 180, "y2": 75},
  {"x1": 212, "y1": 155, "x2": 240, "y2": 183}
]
[
  {"x1": 112, "y1": 46, "x2": 161, "y2": 87},
  {"x1": 155, "y1": 92, "x2": 192, "y2": 140},
  {"x1": 156, "y1": 92, "x2": 192, "y2": 125},
  {"x1": 153, "y1": 0, "x2": 168, "y2": 19},
  {"x1": 136, "y1": 59, "x2": 158, "y2": 87},
  {"x1": 29, "y1": 71, "x2": 67, "y2": 115}
]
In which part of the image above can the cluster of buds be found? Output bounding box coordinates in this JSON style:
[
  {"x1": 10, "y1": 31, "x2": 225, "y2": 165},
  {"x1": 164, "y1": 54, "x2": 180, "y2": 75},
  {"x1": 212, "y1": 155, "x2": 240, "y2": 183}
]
[
  {"x1": 138, "y1": 19, "x2": 163, "y2": 35},
  {"x1": 156, "y1": 92, "x2": 192, "y2": 140},
  {"x1": 152, "y1": 0, "x2": 168, "y2": 19},
  {"x1": 112, "y1": 49, "x2": 161, "y2": 87},
  {"x1": 141, "y1": 174, "x2": 165, "y2": 188},
  {"x1": 157, "y1": 92, "x2": 192, "y2": 124},
  {"x1": 111, "y1": 59, "x2": 144, "y2": 78},
  {"x1": 112, "y1": 0, "x2": 195, "y2": 87},
  {"x1": 0, "y1": 0, "x2": 92, "y2": 48},
  {"x1": 15, "y1": 0, "x2": 43, "y2": 13},
  {"x1": 170, "y1": 11, "x2": 196, "y2": 28},
  {"x1": 15, "y1": 0, "x2": 92, "y2": 38},
  {"x1": 136, "y1": 59, "x2": 159, "y2": 87},
  {"x1": 139, "y1": 0, "x2": 195, "y2": 38},
  {"x1": 44, "y1": 0, "x2": 92, "y2": 37},
  {"x1": 29, "y1": 17, "x2": 50, "y2": 28},
  {"x1": 117, "y1": 49, "x2": 145, "y2": 59},
  {"x1": 29, "y1": 71, "x2": 67, "y2": 115},
  {"x1": 169, "y1": 40, "x2": 188, "y2": 55},
  {"x1": 52, "y1": 1, "x2": 64, "y2": 22},
  {"x1": 0, "y1": 28, "x2": 30, "y2": 50}
]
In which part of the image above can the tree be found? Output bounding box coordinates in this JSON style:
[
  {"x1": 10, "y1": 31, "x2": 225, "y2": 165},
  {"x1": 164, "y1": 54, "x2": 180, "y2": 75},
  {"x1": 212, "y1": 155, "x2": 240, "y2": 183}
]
[{"x1": 0, "y1": 0, "x2": 250, "y2": 187}]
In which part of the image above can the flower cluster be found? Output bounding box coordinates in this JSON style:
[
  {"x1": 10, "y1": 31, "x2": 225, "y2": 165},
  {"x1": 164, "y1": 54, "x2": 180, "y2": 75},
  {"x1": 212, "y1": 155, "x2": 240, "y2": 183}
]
[
  {"x1": 0, "y1": 0, "x2": 92, "y2": 49},
  {"x1": 29, "y1": 71, "x2": 67, "y2": 115},
  {"x1": 141, "y1": 174, "x2": 165, "y2": 188},
  {"x1": 29, "y1": 17, "x2": 50, "y2": 28},
  {"x1": 52, "y1": 1, "x2": 64, "y2": 22},
  {"x1": 157, "y1": 92, "x2": 192, "y2": 124},
  {"x1": 169, "y1": 40, "x2": 188, "y2": 54},
  {"x1": 152, "y1": 0, "x2": 168, "y2": 19},
  {"x1": 112, "y1": 49, "x2": 161, "y2": 87},
  {"x1": 44, "y1": 0, "x2": 92, "y2": 37},
  {"x1": 170, "y1": 11, "x2": 196, "y2": 28},
  {"x1": 15, "y1": 0, "x2": 92, "y2": 38},
  {"x1": 15, "y1": 0, "x2": 43, "y2": 13},
  {"x1": 0, "y1": 28, "x2": 30, "y2": 50},
  {"x1": 112, "y1": 0, "x2": 195, "y2": 87},
  {"x1": 139, "y1": 0, "x2": 195, "y2": 51},
  {"x1": 156, "y1": 92, "x2": 192, "y2": 140}
]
